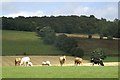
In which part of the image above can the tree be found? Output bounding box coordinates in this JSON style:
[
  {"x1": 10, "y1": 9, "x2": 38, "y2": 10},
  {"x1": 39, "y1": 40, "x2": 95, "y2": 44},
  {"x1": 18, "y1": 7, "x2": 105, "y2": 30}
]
[
  {"x1": 54, "y1": 34, "x2": 67, "y2": 48},
  {"x1": 70, "y1": 47, "x2": 84, "y2": 57},
  {"x1": 55, "y1": 34, "x2": 79, "y2": 55},
  {"x1": 91, "y1": 48, "x2": 107, "y2": 60},
  {"x1": 37, "y1": 26, "x2": 56, "y2": 44}
]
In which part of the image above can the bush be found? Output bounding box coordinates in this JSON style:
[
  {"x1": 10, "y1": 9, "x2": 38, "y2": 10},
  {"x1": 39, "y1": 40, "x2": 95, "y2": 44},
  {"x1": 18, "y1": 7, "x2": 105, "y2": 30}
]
[
  {"x1": 70, "y1": 47, "x2": 84, "y2": 57},
  {"x1": 99, "y1": 34, "x2": 104, "y2": 39},
  {"x1": 107, "y1": 36, "x2": 113, "y2": 40},
  {"x1": 54, "y1": 34, "x2": 67, "y2": 48},
  {"x1": 91, "y1": 48, "x2": 107, "y2": 60},
  {"x1": 37, "y1": 26, "x2": 56, "y2": 44}
]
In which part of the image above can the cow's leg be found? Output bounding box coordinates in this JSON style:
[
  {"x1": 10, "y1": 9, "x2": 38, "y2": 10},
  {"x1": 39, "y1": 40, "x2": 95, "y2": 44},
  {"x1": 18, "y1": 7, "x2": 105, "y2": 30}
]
[
  {"x1": 92, "y1": 63, "x2": 94, "y2": 66},
  {"x1": 15, "y1": 61, "x2": 17, "y2": 66},
  {"x1": 98, "y1": 63, "x2": 100, "y2": 66},
  {"x1": 74, "y1": 61, "x2": 77, "y2": 66},
  {"x1": 60, "y1": 61, "x2": 62, "y2": 66},
  {"x1": 80, "y1": 61, "x2": 83, "y2": 66}
]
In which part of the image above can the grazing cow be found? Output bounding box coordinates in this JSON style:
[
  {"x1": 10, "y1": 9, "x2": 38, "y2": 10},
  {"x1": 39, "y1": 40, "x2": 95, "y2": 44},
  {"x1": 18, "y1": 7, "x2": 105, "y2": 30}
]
[
  {"x1": 15, "y1": 58, "x2": 21, "y2": 66},
  {"x1": 59, "y1": 55, "x2": 66, "y2": 66},
  {"x1": 90, "y1": 58, "x2": 104, "y2": 66},
  {"x1": 42, "y1": 61, "x2": 51, "y2": 66},
  {"x1": 28, "y1": 62, "x2": 33, "y2": 66},
  {"x1": 74, "y1": 57, "x2": 83, "y2": 66},
  {"x1": 20, "y1": 57, "x2": 31, "y2": 66}
]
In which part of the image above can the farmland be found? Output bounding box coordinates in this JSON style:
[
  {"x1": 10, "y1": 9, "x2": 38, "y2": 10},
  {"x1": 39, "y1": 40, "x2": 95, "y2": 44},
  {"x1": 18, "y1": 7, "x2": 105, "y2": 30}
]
[
  {"x1": 2, "y1": 30, "x2": 119, "y2": 78},
  {"x1": 2, "y1": 66, "x2": 118, "y2": 78},
  {"x1": 2, "y1": 30, "x2": 65, "y2": 55},
  {"x1": 2, "y1": 30, "x2": 119, "y2": 56}
]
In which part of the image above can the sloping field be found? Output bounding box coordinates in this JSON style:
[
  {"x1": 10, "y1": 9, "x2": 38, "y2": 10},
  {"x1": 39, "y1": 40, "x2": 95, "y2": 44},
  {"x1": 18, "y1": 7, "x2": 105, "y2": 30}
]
[
  {"x1": 57, "y1": 33, "x2": 119, "y2": 56},
  {"x1": 2, "y1": 30, "x2": 119, "y2": 56},
  {"x1": 75, "y1": 38, "x2": 119, "y2": 56},
  {"x1": 2, "y1": 30, "x2": 65, "y2": 55}
]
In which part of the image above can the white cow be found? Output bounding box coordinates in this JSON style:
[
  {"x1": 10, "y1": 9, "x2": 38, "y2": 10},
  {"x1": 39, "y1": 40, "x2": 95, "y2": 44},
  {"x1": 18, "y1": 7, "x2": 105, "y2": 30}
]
[
  {"x1": 59, "y1": 55, "x2": 66, "y2": 66},
  {"x1": 28, "y1": 62, "x2": 33, "y2": 66},
  {"x1": 42, "y1": 61, "x2": 51, "y2": 66},
  {"x1": 20, "y1": 57, "x2": 31, "y2": 66}
]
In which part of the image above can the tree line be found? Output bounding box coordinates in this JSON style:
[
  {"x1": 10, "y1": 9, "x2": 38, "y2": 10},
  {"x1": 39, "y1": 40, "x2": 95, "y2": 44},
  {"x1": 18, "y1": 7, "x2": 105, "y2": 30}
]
[
  {"x1": 37, "y1": 26, "x2": 84, "y2": 57},
  {"x1": 1, "y1": 15, "x2": 119, "y2": 38}
]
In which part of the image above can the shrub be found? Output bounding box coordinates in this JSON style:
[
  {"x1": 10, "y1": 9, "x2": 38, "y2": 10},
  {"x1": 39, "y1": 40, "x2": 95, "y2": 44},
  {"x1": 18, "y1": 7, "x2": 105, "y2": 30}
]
[
  {"x1": 71, "y1": 47, "x2": 84, "y2": 57},
  {"x1": 37, "y1": 26, "x2": 56, "y2": 44},
  {"x1": 91, "y1": 48, "x2": 107, "y2": 60},
  {"x1": 100, "y1": 34, "x2": 104, "y2": 39}
]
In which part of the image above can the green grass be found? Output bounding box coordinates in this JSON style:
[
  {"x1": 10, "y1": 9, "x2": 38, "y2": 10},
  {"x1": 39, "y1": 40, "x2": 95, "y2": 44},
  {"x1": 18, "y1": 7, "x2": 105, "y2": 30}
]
[
  {"x1": 2, "y1": 30, "x2": 65, "y2": 55},
  {"x1": 2, "y1": 66, "x2": 118, "y2": 78}
]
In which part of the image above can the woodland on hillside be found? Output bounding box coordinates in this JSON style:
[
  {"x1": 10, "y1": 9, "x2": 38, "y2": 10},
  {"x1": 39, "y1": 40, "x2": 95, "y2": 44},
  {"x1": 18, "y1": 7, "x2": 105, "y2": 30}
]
[{"x1": 1, "y1": 15, "x2": 119, "y2": 38}]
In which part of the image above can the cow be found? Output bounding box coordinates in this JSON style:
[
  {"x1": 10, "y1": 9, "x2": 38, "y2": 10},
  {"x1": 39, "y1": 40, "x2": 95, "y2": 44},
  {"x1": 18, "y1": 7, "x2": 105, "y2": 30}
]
[
  {"x1": 42, "y1": 61, "x2": 51, "y2": 66},
  {"x1": 74, "y1": 57, "x2": 83, "y2": 66},
  {"x1": 20, "y1": 57, "x2": 31, "y2": 66},
  {"x1": 15, "y1": 58, "x2": 21, "y2": 66},
  {"x1": 28, "y1": 62, "x2": 33, "y2": 66},
  {"x1": 59, "y1": 55, "x2": 66, "y2": 66},
  {"x1": 90, "y1": 58, "x2": 104, "y2": 66}
]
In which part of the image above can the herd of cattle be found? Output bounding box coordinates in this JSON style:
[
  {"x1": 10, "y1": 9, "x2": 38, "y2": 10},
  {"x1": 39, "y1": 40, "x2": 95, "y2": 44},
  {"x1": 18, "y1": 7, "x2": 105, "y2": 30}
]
[{"x1": 15, "y1": 55, "x2": 104, "y2": 67}]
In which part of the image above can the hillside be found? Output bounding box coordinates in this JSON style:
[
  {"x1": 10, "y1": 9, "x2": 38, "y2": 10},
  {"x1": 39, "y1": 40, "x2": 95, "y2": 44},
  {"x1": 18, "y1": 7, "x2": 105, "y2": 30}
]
[
  {"x1": 2, "y1": 30, "x2": 65, "y2": 55},
  {"x1": 75, "y1": 37, "x2": 119, "y2": 56},
  {"x1": 2, "y1": 30, "x2": 119, "y2": 56}
]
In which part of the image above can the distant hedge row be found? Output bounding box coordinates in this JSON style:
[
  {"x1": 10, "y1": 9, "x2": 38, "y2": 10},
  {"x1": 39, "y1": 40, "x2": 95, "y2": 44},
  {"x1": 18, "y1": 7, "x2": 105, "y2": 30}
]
[{"x1": 37, "y1": 26, "x2": 84, "y2": 57}]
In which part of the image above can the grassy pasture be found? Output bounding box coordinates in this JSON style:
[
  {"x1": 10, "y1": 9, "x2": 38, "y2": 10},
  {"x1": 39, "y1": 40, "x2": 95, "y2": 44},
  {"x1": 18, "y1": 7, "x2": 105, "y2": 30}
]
[
  {"x1": 2, "y1": 30, "x2": 65, "y2": 55},
  {"x1": 2, "y1": 66, "x2": 118, "y2": 78}
]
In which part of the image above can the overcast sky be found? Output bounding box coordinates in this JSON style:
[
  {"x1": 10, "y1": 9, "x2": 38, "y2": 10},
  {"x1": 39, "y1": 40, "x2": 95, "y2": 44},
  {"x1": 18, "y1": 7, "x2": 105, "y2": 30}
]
[{"x1": 1, "y1": 0, "x2": 119, "y2": 21}]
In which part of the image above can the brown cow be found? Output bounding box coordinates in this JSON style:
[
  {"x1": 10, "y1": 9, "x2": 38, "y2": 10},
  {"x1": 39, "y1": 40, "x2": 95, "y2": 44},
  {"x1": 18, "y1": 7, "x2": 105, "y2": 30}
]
[
  {"x1": 74, "y1": 57, "x2": 83, "y2": 66},
  {"x1": 15, "y1": 58, "x2": 21, "y2": 66}
]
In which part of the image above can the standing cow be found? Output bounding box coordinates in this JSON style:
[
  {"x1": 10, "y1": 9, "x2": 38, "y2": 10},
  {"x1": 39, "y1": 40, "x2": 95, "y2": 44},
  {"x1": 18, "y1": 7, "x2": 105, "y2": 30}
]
[
  {"x1": 20, "y1": 57, "x2": 31, "y2": 66},
  {"x1": 15, "y1": 58, "x2": 21, "y2": 66},
  {"x1": 59, "y1": 55, "x2": 66, "y2": 66},
  {"x1": 74, "y1": 57, "x2": 83, "y2": 66},
  {"x1": 90, "y1": 58, "x2": 104, "y2": 66}
]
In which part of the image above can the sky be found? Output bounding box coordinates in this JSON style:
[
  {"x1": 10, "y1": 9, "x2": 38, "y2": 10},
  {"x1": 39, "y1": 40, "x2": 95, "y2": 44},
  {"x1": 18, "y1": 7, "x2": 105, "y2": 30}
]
[{"x1": 1, "y1": 0, "x2": 119, "y2": 21}]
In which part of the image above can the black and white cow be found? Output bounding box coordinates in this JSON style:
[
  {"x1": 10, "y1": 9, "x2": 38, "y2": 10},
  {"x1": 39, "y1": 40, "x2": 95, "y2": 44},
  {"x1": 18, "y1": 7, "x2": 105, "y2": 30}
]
[{"x1": 90, "y1": 58, "x2": 104, "y2": 66}]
